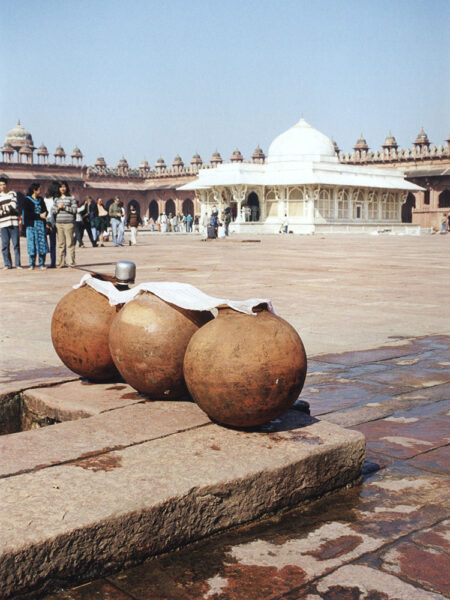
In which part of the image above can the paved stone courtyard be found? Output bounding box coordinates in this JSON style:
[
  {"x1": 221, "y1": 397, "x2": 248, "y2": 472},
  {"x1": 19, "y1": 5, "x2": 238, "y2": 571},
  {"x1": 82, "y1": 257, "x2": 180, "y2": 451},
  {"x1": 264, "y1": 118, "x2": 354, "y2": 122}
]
[{"x1": 0, "y1": 232, "x2": 449, "y2": 599}]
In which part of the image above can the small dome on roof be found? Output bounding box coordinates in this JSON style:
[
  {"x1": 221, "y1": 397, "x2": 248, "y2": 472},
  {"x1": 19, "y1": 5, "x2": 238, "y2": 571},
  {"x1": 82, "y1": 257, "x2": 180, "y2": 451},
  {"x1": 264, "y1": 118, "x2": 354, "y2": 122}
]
[
  {"x1": 2, "y1": 143, "x2": 15, "y2": 152},
  {"x1": 71, "y1": 146, "x2": 83, "y2": 158},
  {"x1": 95, "y1": 155, "x2": 107, "y2": 167},
  {"x1": 251, "y1": 145, "x2": 265, "y2": 161},
  {"x1": 172, "y1": 154, "x2": 184, "y2": 167},
  {"x1": 139, "y1": 159, "x2": 150, "y2": 168},
  {"x1": 54, "y1": 144, "x2": 65, "y2": 156},
  {"x1": 155, "y1": 156, "x2": 166, "y2": 167},
  {"x1": 37, "y1": 143, "x2": 49, "y2": 155},
  {"x1": 268, "y1": 118, "x2": 337, "y2": 164},
  {"x1": 230, "y1": 148, "x2": 243, "y2": 162},
  {"x1": 210, "y1": 150, "x2": 222, "y2": 164},
  {"x1": 19, "y1": 145, "x2": 33, "y2": 154},
  {"x1": 382, "y1": 132, "x2": 398, "y2": 148},
  {"x1": 118, "y1": 155, "x2": 129, "y2": 167},
  {"x1": 190, "y1": 152, "x2": 203, "y2": 165},
  {"x1": 354, "y1": 134, "x2": 369, "y2": 151},
  {"x1": 414, "y1": 127, "x2": 430, "y2": 146},
  {"x1": 4, "y1": 120, "x2": 34, "y2": 150}
]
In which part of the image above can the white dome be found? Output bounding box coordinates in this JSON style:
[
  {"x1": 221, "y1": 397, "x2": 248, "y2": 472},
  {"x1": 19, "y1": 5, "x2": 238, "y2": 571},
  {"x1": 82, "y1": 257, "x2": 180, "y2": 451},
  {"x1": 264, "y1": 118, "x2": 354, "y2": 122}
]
[{"x1": 267, "y1": 118, "x2": 337, "y2": 164}]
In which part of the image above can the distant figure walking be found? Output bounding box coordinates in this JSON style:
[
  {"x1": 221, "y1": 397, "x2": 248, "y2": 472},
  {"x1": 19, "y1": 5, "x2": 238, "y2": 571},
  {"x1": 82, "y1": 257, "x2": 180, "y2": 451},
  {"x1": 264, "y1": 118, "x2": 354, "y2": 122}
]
[
  {"x1": 23, "y1": 183, "x2": 49, "y2": 270},
  {"x1": 109, "y1": 196, "x2": 124, "y2": 246},
  {"x1": 75, "y1": 198, "x2": 97, "y2": 247},
  {"x1": 0, "y1": 176, "x2": 22, "y2": 270},
  {"x1": 127, "y1": 205, "x2": 142, "y2": 245},
  {"x1": 52, "y1": 181, "x2": 77, "y2": 268}
]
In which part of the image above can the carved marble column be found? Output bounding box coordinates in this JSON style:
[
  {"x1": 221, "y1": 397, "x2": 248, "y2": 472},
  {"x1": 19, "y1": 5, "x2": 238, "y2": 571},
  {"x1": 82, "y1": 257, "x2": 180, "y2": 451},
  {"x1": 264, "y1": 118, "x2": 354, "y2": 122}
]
[{"x1": 232, "y1": 185, "x2": 247, "y2": 223}]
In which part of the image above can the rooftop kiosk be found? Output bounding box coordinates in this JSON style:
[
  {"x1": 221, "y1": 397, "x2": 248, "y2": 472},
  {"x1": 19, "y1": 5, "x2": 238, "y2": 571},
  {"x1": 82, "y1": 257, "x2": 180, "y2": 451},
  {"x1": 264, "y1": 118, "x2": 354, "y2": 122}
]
[{"x1": 179, "y1": 118, "x2": 423, "y2": 234}]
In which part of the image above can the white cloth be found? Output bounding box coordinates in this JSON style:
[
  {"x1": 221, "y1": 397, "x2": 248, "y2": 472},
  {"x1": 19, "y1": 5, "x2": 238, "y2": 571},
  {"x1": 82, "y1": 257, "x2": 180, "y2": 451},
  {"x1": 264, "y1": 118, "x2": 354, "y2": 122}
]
[{"x1": 74, "y1": 275, "x2": 275, "y2": 315}]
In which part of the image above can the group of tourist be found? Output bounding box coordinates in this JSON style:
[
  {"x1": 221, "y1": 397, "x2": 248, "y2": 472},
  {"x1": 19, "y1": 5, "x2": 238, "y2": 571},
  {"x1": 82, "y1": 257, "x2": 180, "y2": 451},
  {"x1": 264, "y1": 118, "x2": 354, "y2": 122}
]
[
  {"x1": 201, "y1": 206, "x2": 232, "y2": 239},
  {"x1": 0, "y1": 176, "x2": 242, "y2": 270},
  {"x1": 0, "y1": 178, "x2": 145, "y2": 271},
  {"x1": 157, "y1": 212, "x2": 195, "y2": 233}
]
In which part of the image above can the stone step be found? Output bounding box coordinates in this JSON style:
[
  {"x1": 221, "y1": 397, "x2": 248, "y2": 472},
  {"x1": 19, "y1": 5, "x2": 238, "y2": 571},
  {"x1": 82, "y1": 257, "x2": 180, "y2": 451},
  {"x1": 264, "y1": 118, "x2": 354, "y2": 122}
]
[{"x1": 0, "y1": 396, "x2": 364, "y2": 599}]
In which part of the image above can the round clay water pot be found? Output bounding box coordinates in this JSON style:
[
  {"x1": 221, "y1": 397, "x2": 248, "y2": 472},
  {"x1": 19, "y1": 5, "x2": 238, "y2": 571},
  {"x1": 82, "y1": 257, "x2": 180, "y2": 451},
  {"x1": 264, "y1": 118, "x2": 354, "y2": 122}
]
[
  {"x1": 183, "y1": 307, "x2": 307, "y2": 427},
  {"x1": 108, "y1": 292, "x2": 213, "y2": 399},
  {"x1": 51, "y1": 285, "x2": 121, "y2": 381}
]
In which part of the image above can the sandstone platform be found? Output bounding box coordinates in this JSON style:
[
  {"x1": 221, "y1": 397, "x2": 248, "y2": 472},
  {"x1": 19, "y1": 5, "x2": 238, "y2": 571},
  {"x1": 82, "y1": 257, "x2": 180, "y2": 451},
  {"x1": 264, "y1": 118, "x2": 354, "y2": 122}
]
[{"x1": 0, "y1": 382, "x2": 364, "y2": 599}]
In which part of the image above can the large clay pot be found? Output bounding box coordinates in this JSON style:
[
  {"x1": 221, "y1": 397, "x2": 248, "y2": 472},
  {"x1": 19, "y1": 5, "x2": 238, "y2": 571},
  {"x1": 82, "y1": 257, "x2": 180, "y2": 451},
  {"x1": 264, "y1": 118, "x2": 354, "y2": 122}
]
[
  {"x1": 51, "y1": 283, "x2": 121, "y2": 381},
  {"x1": 108, "y1": 292, "x2": 213, "y2": 399},
  {"x1": 183, "y1": 307, "x2": 307, "y2": 427}
]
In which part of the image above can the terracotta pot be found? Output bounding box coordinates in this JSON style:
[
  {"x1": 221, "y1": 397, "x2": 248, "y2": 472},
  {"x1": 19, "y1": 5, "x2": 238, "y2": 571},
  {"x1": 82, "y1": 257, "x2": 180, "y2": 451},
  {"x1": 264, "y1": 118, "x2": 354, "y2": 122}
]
[
  {"x1": 51, "y1": 283, "x2": 121, "y2": 381},
  {"x1": 183, "y1": 307, "x2": 307, "y2": 427},
  {"x1": 108, "y1": 292, "x2": 213, "y2": 399}
]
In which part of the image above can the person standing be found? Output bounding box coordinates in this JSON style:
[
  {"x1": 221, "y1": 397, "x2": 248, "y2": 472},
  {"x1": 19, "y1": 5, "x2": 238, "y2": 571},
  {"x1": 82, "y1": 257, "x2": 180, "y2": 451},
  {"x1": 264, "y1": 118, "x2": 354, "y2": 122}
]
[
  {"x1": 23, "y1": 183, "x2": 49, "y2": 270},
  {"x1": 52, "y1": 181, "x2": 77, "y2": 268},
  {"x1": 109, "y1": 196, "x2": 124, "y2": 246},
  {"x1": 96, "y1": 198, "x2": 109, "y2": 245},
  {"x1": 186, "y1": 213, "x2": 193, "y2": 233},
  {"x1": 201, "y1": 211, "x2": 209, "y2": 235},
  {"x1": 159, "y1": 212, "x2": 168, "y2": 232},
  {"x1": 224, "y1": 207, "x2": 231, "y2": 236},
  {"x1": 75, "y1": 199, "x2": 85, "y2": 247},
  {"x1": 44, "y1": 181, "x2": 59, "y2": 268},
  {"x1": 127, "y1": 205, "x2": 142, "y2": 245},
  {"x1": 89, "y1": 197, "x2": 99, "y2": 244},
  {"x1": 75, "y1": 198, "x2": 97, "y2": 247},
  {"x1": 0, "y1": 176, "x2": 22, "y2": 270}
]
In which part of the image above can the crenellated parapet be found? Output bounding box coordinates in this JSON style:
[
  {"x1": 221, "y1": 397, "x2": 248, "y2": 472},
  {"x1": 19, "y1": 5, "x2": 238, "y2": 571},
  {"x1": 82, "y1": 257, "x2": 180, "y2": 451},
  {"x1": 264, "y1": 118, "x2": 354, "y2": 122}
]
[{"x1": 339, "y1": 128, "x2": 450, "y2": 166}]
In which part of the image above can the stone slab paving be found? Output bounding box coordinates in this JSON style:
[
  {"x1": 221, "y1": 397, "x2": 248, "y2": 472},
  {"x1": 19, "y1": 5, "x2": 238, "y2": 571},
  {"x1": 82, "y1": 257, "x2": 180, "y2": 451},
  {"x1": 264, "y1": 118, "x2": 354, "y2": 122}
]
[
  {"x1": 0, "y1": 233, "x2": 449, "y2": 599},
  {"x1": 40, "y1": 335, "x2": 450, "y2": 600},
  {"x1": 1, "y1": 233, "x2": 449, "y2": 390}
]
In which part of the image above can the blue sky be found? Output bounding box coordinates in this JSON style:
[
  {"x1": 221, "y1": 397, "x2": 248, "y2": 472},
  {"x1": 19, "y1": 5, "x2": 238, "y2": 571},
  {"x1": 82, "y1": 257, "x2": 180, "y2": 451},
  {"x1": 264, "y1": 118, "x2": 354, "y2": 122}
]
[{"x1": 1, "y1": 0, "x2": 449, "y2": 167}]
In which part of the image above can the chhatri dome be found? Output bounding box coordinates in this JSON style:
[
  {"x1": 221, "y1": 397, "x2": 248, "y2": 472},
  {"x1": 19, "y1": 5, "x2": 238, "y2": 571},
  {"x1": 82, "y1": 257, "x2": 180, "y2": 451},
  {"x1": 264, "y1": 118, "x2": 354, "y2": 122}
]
[
  {"x1": 267, "y1": 118, "x2": 337, "y2": 164},
  {"x1": 4, "y1": 120, "x2": 34, "y2": 151}
]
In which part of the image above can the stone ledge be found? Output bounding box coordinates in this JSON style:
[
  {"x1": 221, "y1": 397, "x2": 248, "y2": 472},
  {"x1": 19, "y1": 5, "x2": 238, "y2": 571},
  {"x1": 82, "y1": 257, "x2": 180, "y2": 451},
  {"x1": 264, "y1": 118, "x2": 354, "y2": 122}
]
[{"x1": 0, "y1": 409, "x2": 365, "y2": 599}]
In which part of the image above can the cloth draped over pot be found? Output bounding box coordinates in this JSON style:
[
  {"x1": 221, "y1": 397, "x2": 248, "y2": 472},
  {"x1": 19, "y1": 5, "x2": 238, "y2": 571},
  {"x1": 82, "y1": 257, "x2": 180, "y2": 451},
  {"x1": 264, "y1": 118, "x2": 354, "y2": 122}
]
[{"x1": 74, "y1": 274, "x2": 275, "y2": 315}]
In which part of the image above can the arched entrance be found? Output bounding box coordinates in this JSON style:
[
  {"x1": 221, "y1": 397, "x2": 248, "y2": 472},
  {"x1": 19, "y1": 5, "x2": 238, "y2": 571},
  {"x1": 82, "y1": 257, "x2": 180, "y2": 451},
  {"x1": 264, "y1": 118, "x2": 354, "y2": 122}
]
[
  {"x1": 247, "y1": 192, "x2": 260, "y2": 221},
  {"x1": 182, "y1": 198, "x2": 194, "y2": 216},
  {"x1": 438, "y1": 190, "x2": 450, "y2": 208},
  {"x1": 165, "y1": 198, "x2": 175, "y2": 217},
  {"x1": 402, "y1": 193, "x2": 416, "y2": 223},
  {"x1": 149, "y1": 199, "x2": 159, "y2": 220}
]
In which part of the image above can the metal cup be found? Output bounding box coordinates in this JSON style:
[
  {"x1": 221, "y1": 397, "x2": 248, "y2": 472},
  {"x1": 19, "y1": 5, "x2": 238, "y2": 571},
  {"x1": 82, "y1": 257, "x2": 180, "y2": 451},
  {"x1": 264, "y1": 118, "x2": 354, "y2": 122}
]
[{"x1": 115, "y1": 260, "x2": 136, "y2": 286}]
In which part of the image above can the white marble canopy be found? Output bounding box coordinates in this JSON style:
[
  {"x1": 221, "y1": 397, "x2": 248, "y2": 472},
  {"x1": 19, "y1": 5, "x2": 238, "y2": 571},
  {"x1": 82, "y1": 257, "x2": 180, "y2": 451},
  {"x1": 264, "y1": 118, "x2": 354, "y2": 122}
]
[{"x1": 179, "y1": 119, "x2": 422, "y2": 193}]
